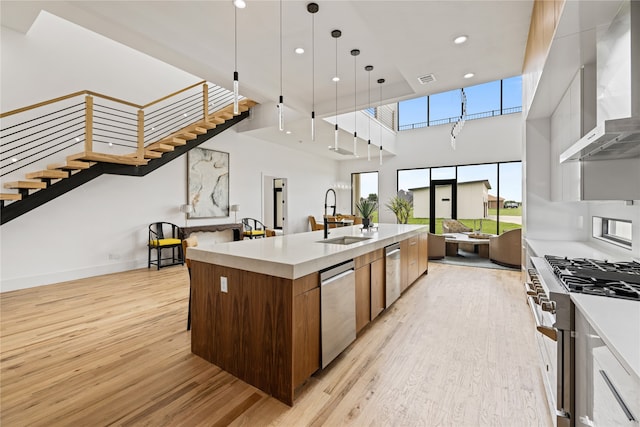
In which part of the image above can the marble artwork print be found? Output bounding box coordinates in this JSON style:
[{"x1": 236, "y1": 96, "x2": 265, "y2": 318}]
[{"x1": 188, "y1": 148, "x2": 229, "y2": 218}]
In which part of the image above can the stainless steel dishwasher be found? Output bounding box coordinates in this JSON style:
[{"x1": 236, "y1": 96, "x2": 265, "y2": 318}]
[
  {"x1": 320, "y1": 259, "x2": 356, "y2": 369},
  {"x1": 385, "y1": 242, "x2": 401, "y2": 308}
]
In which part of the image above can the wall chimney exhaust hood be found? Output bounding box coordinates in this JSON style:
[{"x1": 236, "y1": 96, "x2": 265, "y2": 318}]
[
  {"x1": 560, "y1": 0, "x2": 639, "y2": 164},
  {"x1": 559, "y1": 116, "x2": 640, "y2": 163}
]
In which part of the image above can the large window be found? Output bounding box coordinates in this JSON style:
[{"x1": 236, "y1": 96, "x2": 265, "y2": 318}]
[
  {"x1": 398, "y1": 97, "x2": 427, "y2": 130},
  {"x1": 428, "y1": 89, "x2": 463, "y2": 125},
  {"x1": 351, "y1": 172, "x2": 379, "y2": 221},
  {"x1": 498, "y1": 162, "x2": 522, "y2": 233},
  {"x1": 396, "y1": 162, "x2": 522, "y2": 234},
  {"x1": 502, "y1": 75, "x2": 522, "y2": 112},
  {"x1": 465, "y1": 80, "x2": 500, "y2": 118},
  {"x1": 397, "y1": 76, "x2": 522, "y2": 130},
  {"x1": 457, "y1": 164, "x2": 497, "y2": 232}
]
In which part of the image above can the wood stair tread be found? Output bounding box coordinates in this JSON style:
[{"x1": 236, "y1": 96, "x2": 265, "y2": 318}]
[
  {"x1": 145, "y1": 143, "x2": 174, "y2": 153},
  {"x1": 4, "y1": 181, "x2": 47, "y2": 190},
  {"x1": 177, "y1": 132, "x2": 197, "y2": 140},
  {"x1": 68, "y1": 152, "x2": 149, "y2": 166},
  {"x1": 123, "y1": 150, "x2": 162, "y2": 159},
  {"x1": 159, "y1": 137, "x2": 187, "y2": 146},
  {"x1": 47, "y1": 160, "x2": 94, "y2": 171},
  {"x1": 191, "y1": 127, "x2": 207, "y2": 135},
  {"x1": 213, "y1": 112, "x2": 234, "y2": 120},
  {"x1": 0, "y1": 193, "x2": 22, "y2": 201},
  {"x1": 25, "y1": 170, "x2": 69, "y2": 179}
]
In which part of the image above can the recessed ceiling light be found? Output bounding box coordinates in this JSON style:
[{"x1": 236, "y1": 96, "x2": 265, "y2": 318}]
[
  {"x1": 286, "y1": 130, "x2": 292, "y2": 134},
  {"x1": 233, "y1": 0, "x2": 246, "y2": 9},
  {"x1": 464, "y1": 72, "x2": 475, "y2": 79},
  {"x1": 454, "y1": 35, "x2": 468, "y2": 44},
  {"x1": 294, "y1": 47, "x2": 304, "y2": 54},
  {"x1": 332, "y1": 76, "x2": 340, "y2": 82}
]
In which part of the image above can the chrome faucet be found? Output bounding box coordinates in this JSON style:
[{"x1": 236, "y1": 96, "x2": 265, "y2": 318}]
[{"x1": 323, "y1": 217, "x2": 342, "y2": 239}]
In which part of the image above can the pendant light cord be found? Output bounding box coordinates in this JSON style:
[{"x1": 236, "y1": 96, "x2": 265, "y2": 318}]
[
  {"x1": 335, "y1": 35, "x2": 338, "y2": 126},
  {"x1": 312, "y1": 10, "x2": 315, "y2": 117},
  {"x1": 279, "y1": 0, "x2": 283, "y2": 100},
  {"x1": 234, "y1": 6, "x2": 238, "y2": 71}
]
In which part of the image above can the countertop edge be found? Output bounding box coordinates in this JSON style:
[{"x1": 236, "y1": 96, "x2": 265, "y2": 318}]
[
  {"x1": 188, "y1": 224, "x2": 427, "y2": 280},
  {"x1": 571, "y1": 293, "x2": 640, "y2": 382}
]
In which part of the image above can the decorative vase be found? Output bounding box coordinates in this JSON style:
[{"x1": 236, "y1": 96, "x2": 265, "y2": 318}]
[{"x1": 362, "y1": 218, "x2": 371, "y2": 229}]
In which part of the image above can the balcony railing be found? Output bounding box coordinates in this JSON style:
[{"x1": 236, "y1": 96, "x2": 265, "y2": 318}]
[{"x1": 398, "y1": 106, "x2": 522, "y2": 131}]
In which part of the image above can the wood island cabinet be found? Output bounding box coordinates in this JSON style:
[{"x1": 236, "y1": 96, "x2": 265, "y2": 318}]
[
  {"x1": 370, "y1": 258, "x2": 385, "y2": 320},
  {"x1": 419, "y1": 232, "x2": 428, "y2": 274},
  {"x1": 407, "y1": 236, "x2": 420, "y2": 287},
  {"x1": 189, "y1": 227, "x2": 428, "y2": 406},
  {"x1": 354, "y1": 249, "x2": 384, "y2": 334},
  {"x1": 292, "y1": 276, "x2": 320, "y2": 387},
  {"x1": 190, "y1": 260, "x2": 319, "y2": 406},
  {"x1": 401, "y1": 233, "x2": 428, "y2": 293},
  {"x1": 355, "y1": 264, "x2": 371, "y2": 333}
]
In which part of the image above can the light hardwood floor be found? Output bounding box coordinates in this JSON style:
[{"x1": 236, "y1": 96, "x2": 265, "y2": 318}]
[{"x1": 1, "y1": 263, "x2": 552, "y2": 426}]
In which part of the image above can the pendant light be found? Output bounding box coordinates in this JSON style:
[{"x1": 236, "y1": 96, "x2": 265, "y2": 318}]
[
  {"x1": 365, "y1": 65, "x2": 373, "y2": 161},
  {"x1": 377, "y1": 78, "x2": 385, "y2": 166},
  {"x1": 277, "y1": 0, "x2": 284, "y2": 131},
  {"x1": 232, "y1": 1, "x2": 240, "y2": 115},
  {"x1": 332, "y1": 29, "x2": 341, "y2": 151},
  {"x1": 351, "y1": 49, "x2": 360, "y2": 156},
  {"x1": 307, "y1": 3, "x2": 318, "y2": 141}
]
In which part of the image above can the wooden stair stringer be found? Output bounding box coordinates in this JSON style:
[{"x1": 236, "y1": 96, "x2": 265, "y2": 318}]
[{"x1": 1, "y1": 100, "x2": 256, "y2": 225}]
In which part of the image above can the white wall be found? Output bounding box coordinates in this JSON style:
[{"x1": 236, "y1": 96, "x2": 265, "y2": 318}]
[
  {"x1": 0, "y1": 11, "x2": 337, "y2": 291},
  {"x1": 338, "y1": 113, "x2": 523, "y2": 223}
]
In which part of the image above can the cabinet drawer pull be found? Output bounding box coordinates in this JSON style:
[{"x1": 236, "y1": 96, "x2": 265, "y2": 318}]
[{"x1": 599, "y1": 370, "x2": 636, "y2": 421}]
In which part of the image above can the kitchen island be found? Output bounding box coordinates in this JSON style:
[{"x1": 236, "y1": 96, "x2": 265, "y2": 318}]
[{"x1": 187, "y1": 224, "x2": 428, "y2": 405}]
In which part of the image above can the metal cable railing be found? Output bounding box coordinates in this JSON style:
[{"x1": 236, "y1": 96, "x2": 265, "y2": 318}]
[
  {"x1": 1, "y1": 101, "x2": 86, "y2": 177},
  {"x1": 363, "y1": 104, "x2": 396, "y2": 132},
  {"x1": 0, "y1": 81, "x2": 239, "y2": 183},
  {"x1": 398, "y1": 106, "x2": 522, "y2": 131}
]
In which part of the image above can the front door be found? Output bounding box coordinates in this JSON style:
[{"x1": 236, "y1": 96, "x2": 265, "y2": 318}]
[{"x1": 429, "y1": 179, "x2": 457, "y2": 234}]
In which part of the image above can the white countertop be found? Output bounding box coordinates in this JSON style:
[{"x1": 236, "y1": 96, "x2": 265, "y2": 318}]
[
  {"x1": 187, "y1": 223, "x2": 427, "y2": 280},
  {"x1": 571, "y1": 293, "x2": 640, "y2": 382},
  {"x1": 526, "y1": 238, "x2": 636, "y2": 262}
]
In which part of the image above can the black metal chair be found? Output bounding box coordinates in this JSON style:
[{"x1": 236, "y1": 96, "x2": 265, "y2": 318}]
[
  {"x1": 148, "y1": 222, "x2": 184, "y2": 270},
  {"x1": 241, "y1": 218, "x2": 266, "y2": 239}
]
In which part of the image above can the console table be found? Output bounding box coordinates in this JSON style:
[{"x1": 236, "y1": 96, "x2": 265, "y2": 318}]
[{"x1": 181, "y1": 223, "x2": 243, "y2": 241}]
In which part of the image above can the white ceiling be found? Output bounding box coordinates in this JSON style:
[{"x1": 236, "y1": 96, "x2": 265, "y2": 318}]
[{"x1": 1, "y1": 0, "x2": 534, "y2": 159}]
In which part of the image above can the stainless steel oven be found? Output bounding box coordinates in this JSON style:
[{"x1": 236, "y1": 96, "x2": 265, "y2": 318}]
[
  {"x1": 527, "y1": 258, "x2": 574, "y2": 427},
  {"x1": 527, "y1": 254, "x2": 640, "y2": 427}
]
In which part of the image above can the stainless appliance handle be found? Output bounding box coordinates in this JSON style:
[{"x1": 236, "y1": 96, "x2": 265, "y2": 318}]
[
  {"x1": 386, "y1": 248, "x2": 400, "y2": 257},
  {"x1": 321, "y1": 269, "x2": 354, "y2": 286},
  {"x1": 599, "y1": 369, "x2": 637, "y2": 421},
  {"x1": 527, "y1": 296, "x2": 557, "y2": 341}
]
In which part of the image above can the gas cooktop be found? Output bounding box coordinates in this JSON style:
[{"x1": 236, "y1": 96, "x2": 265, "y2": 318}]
[{"x1": 544, "y1": 255, "x2": 640, "y2": 301}]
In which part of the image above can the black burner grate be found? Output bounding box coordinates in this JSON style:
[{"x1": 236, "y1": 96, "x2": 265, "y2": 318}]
[{"x1": 544, "y1": 255, "x2": 640, "y2": 301}]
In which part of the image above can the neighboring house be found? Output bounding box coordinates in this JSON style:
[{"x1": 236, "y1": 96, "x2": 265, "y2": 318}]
[
  {"x1": 488, "y1": 194, "x2": 505, "y2": 209},
  {"x1": 410, "y1": 180, "x2": 490, "y2": 219}
]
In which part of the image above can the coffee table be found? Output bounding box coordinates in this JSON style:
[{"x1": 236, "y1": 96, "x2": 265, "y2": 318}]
[{"x1": 443, "y1": 232, "x2": 493, "y2": 258}]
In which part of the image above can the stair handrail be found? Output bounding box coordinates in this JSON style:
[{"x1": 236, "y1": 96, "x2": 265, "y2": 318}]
[
  {"x1": 1, "y1": 80, "x2": 208, "y2": 119},
  {"x1": 1, "y1": 80, "x2": 227, "y2": 175},
  {"x1": 140, "y1": 80, "x2": 206, "y2": 109}
]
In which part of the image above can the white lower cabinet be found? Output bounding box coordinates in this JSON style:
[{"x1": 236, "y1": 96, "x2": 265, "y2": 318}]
[{"x1": 575, "y1": 308, "x2": 640, "y2": 427}]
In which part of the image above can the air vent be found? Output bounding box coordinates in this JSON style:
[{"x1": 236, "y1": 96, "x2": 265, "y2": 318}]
[{"x1": 418, "y1": 74, "x2": 436, "y2": 85}]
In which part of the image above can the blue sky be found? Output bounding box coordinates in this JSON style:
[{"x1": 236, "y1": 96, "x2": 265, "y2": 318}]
[{"x1": 355, "y1": 76, "x2": 523, "y2": 204}]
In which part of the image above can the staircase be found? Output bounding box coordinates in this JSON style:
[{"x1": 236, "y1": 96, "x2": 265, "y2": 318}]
[{"x1": 0, "y1": 81, "x2": 256, "y2": 224}]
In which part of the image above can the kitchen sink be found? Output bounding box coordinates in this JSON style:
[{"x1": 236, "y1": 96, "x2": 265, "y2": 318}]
[{"x1": 318, "y1": 236, "x2": 372, "y2": 245}]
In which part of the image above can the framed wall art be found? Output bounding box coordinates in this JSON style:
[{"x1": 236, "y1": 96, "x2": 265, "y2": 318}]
[{"x1": 187, "y1": 148, "x2": 229, "y2": 218}]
